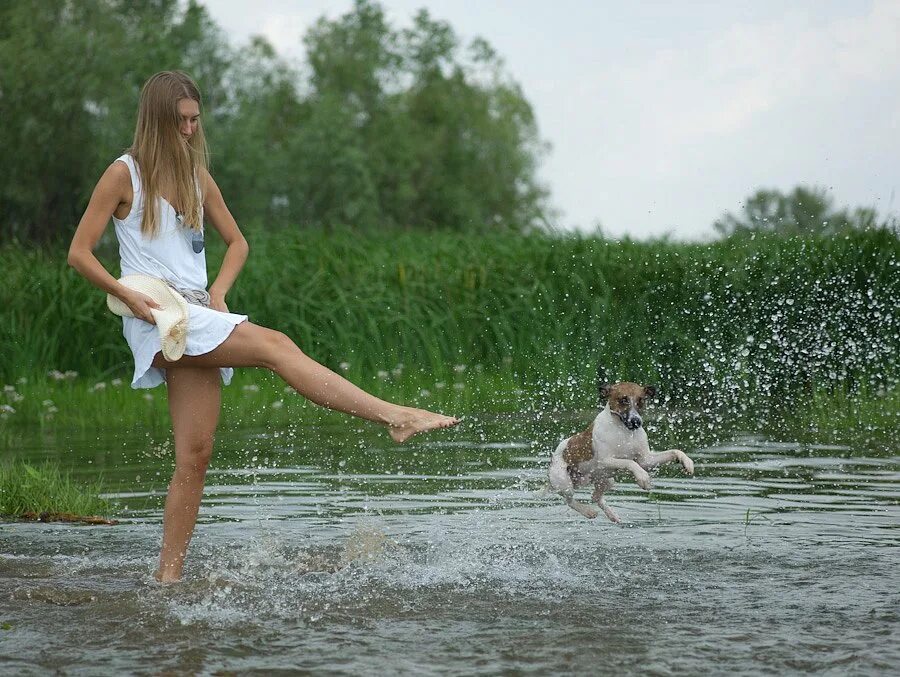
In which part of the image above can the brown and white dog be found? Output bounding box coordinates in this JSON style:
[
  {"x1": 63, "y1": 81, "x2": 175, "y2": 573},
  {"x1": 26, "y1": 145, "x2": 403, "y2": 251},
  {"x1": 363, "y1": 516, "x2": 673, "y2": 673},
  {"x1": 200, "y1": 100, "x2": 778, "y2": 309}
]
[{"x1": 548, "y1": 380, "x2": 694, "y2": 522}]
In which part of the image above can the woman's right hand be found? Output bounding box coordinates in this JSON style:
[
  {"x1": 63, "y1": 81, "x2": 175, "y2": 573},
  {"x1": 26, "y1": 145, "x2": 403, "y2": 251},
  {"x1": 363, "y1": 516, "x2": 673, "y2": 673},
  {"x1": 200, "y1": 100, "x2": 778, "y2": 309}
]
[{"x1": 123, "y1": 290, "x2": 163, "y2": 324}]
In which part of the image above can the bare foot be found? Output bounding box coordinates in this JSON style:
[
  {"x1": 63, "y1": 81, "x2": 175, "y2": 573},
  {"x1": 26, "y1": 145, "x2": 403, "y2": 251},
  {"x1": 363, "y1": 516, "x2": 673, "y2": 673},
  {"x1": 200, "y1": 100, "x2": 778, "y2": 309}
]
[{"x1": 388, "y1": 407, "x2": 460, "y2": 443}]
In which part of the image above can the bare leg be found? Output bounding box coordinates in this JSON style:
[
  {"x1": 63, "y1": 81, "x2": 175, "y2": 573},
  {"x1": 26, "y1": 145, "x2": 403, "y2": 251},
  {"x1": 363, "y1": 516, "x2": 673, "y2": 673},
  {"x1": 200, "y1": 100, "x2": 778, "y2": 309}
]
[
  {"x1": 592, "y1": 478, "x2": 620, "y2": 523},
  {"x1": 152, "y1": 322, "x2": 458, "y2": 442},
  {"x1": 155, "y1": 366, "x2": 221, "y2": 583},
  {"x1": 600, "y1": 457, "x2": 652, "y2": 490},
  {"x1": 639, "y1": 449, "x2": 694, "y2": 475}
]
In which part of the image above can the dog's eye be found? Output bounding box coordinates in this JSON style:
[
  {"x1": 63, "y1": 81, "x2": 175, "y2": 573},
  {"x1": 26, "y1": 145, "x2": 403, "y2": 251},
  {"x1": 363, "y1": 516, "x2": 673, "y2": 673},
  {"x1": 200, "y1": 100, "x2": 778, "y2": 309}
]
[{"x1": 619, "y1": 397, "x2": 628, "y2": 405}]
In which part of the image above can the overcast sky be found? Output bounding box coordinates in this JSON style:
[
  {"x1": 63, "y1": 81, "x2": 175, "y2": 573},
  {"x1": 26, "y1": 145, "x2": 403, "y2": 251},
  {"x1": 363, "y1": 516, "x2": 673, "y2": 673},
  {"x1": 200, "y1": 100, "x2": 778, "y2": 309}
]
[{"x1": 204, "y1": 0, "x2": 900, "y2": 239}]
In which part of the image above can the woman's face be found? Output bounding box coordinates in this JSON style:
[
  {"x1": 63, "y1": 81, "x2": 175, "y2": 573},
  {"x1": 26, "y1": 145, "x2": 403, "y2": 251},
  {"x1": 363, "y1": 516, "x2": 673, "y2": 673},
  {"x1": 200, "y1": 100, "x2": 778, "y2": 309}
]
[{"x1": 177, "y1": 98, "x2": 200, "y2": 139}]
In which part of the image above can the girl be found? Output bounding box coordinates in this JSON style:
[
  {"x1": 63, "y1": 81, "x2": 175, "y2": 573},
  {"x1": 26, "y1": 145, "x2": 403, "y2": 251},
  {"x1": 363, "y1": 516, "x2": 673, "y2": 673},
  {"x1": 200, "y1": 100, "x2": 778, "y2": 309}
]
[{"x1": 68, "y1": 71, "x2": 459, "y2": 583}]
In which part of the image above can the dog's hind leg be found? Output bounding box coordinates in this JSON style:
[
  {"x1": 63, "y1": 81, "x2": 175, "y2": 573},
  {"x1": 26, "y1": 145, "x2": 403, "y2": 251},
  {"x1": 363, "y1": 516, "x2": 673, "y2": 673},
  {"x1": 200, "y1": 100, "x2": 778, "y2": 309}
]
[
  {"x1": 549, "y1": 457, "x2": 598, "y2": 519},
  {"x1": 592, "y1": 479, "x2": 620, "y2": 523},
  {"x1": 564, "y1": 493, "x2": 599, "y2": 519}
]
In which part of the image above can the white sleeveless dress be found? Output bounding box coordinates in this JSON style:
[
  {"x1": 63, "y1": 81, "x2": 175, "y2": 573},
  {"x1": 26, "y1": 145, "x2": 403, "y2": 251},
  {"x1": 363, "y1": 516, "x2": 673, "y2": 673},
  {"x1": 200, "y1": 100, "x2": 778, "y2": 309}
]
[{"x1": 112, "y1": 154, "x2": 248, "y2": 389}]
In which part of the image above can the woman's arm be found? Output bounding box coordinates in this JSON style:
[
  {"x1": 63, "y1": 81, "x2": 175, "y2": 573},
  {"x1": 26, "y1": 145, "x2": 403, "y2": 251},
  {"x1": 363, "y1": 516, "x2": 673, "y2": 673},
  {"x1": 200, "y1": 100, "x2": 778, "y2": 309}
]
[
  {"x1": 68, "y1": 162, "x2": 161, "y2": 323},
  {"x1": 201, "y1": 168, "x2": 249, "y2": 312}
]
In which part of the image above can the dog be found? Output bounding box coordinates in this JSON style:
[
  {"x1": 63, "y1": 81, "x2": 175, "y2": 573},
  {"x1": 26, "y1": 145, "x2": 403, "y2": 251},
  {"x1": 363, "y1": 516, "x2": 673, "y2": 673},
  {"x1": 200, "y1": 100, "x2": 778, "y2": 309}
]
[{"x1": 548, "y1": 378, "x2": 694, "y2": 522}]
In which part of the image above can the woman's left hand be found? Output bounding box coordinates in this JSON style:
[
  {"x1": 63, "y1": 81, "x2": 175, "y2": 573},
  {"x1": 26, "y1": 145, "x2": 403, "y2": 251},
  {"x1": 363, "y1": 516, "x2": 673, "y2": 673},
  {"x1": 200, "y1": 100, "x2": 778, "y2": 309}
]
[{"x1": 210, "y1": 293, "x2": 229, "y2": 313}]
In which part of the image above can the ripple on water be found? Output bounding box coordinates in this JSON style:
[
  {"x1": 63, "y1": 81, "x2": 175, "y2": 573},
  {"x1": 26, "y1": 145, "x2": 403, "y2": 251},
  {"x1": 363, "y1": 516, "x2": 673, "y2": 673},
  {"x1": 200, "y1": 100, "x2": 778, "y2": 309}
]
[{"x1": 1, "y1": 424, "x2": 898, "y2": 674}]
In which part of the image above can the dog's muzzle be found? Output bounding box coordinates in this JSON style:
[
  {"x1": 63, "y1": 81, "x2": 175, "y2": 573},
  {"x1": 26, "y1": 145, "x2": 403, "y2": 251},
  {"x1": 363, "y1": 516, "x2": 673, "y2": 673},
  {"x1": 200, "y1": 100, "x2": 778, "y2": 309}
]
[{"x1": 613, "y1": 410, "x2": 642, "y2": 430}]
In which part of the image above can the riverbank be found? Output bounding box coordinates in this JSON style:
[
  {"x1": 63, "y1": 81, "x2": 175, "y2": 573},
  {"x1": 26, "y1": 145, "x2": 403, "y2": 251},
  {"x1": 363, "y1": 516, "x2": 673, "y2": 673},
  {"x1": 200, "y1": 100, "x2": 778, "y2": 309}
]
[
  {"x1": 0, "y1": 461, "x2": 115, "y2": 523},
  {"x1": 2, "y1": 228, "x2": 897, "y2": 438}
]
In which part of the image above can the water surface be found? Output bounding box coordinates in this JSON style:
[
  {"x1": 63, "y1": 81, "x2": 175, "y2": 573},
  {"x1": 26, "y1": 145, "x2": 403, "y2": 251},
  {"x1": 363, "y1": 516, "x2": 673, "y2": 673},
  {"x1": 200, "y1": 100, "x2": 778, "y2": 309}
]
[{"x1": 2, "y1": 412, "x2": 898, "y2": 675}]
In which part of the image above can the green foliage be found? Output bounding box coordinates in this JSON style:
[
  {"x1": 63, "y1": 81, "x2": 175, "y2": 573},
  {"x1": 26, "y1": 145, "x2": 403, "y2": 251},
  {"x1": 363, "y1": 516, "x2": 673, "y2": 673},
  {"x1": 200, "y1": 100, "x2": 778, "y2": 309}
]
[
  {"x1": 0, "y1": 0, "x2": 548, "y2": 242},
  {"x1": 0, "y1": 0, "x2": 230, "y2": 243},
  {"x1": 213, "y1": 0, "x2": 548, "y2": 231},
  {"x1": 1, "y1": 229, "x2": 897, "y2": 414},
  {"x1": 713, "y1": 185, "x2": 890, "y2": 237},
  {"x1": 0, "y1": 461, "x2": 112, "y2": 517}
]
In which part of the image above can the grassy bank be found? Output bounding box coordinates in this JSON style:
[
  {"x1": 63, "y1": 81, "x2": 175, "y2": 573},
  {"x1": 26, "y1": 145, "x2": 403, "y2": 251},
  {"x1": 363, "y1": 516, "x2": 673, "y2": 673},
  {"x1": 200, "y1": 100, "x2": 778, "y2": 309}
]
[
  {"x1": 1, "y1": 228, "x2": 898, "y2": 421},
  {"x1": 0, "y1": 462, "x2": 115, "y2": 522}
]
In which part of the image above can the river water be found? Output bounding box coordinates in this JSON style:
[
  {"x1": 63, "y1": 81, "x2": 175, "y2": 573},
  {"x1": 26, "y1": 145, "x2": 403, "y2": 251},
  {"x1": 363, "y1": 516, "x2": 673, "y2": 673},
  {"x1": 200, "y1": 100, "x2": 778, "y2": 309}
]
[{"x1": 1, "y1": 411, "x2": 898, "y2": 675}]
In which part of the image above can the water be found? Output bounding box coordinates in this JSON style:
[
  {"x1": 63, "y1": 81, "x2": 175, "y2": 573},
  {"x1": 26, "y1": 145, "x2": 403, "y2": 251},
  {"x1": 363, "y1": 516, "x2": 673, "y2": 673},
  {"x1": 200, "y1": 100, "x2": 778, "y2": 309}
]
[{"x1": 2, "y1": 412, "x2": 898, "y2": 675}]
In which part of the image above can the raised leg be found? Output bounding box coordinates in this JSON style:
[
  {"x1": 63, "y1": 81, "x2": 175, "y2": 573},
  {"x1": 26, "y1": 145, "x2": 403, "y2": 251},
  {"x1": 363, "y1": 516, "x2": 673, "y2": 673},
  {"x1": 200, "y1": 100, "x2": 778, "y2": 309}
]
[
  {"x1": 599, "y1": 457, "x2": 652, "y2": 490},
  {"x1": 151, "y1": 321, "x2": 458, "y2": 442},
  {"x1": 592, "y1": 478, "x2": 620, "y2": 523},
  {"x1": 639, "y1": 449, "x2": 694, "y2": 475},
  {"x1": 155, "y1": 366, "x2": 221, "y2": 583}
]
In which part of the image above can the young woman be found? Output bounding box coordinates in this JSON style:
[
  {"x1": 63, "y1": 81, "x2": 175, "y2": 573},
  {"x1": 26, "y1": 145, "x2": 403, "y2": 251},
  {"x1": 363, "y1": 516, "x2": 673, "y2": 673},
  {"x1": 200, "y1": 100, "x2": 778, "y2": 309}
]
[{"x1": 68, "y1": 71, "x2": 459, "y2": 583}]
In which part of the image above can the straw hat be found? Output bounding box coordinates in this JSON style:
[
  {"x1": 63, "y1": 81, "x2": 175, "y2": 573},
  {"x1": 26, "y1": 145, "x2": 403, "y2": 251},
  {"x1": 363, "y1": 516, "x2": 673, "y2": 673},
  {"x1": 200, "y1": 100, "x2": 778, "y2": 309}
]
[{"x1": 107, "y1": 275, "x2": 189, "y2": 361}]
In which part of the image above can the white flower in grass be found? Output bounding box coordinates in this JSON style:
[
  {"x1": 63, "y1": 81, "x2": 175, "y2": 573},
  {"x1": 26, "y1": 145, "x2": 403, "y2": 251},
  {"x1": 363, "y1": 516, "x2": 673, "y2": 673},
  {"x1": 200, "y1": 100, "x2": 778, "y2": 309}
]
[
  {"x1": 377, "y1": 370, "x2": 389, "y2": 380},
  {"x1": 64, "y1": 371, "x2": 78, "y2": 380},
  {"x1": 16, "y1": 377, "x2": 27, "y2": 385},
  {"x1": 91, "y1": 382, "x2": 107, "y2": 392},
  {"x1": 46, "y1": 406, "x2": 59, "y2": 414},
  {"x1": 42, "y1": 400, "x2": 54, "y2": 407},
  {"x1": 143, "y1": 393, "x2": 154, "y2": 401},
  {"x1": 283, "y1": 386, "x2": 294, "y2": 394},
  {"x1": 11, "y1": 393, "x2": 24, "y2": 403},
  {"x1": 419, "y1": 389, "x2": 431, "y2": 398},
  {"x1": 339, "y1": 362, "x2": 350, "y2": 371},
  {"x1": 391, "y1": 367, "x2": 403, "y2": 377},
  {"x1": 453, "y1": 364, "x2": 466, "y2": 373},
  {"x1": 3, "y1": 385, "x2": 14, "y2": 393},
  {"x1": 474, "y1": 364, "x2": 484, "y2": 372},
  {"x1": 111, "y1": 378, "x2": 122, "y2": 387},
  {"x1": 453, "y1": 382, "x2": 465, "y2": 391},
  {"x1": 435, "y1": 382, "x2": 446, "y2": 390},
  {"x1": 0, "y1": 404, "x2": 15, "y2": 414},
  {"x1": 48, "y1": 370, "x2": 65, "y2": 381},
  {"x1": 242, "y1": 384, "x2": 260, "y2": 393},
  {"x1": 271, "y1": 400, "x2": 284, "y2": 409}
]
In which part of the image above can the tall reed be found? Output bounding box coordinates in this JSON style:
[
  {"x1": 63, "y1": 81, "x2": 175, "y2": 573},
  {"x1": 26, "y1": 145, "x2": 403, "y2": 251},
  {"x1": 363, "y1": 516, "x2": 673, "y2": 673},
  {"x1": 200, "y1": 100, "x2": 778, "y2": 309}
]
[{"x1": 2, "y1": 228, "x2": 897, "y2": 415}]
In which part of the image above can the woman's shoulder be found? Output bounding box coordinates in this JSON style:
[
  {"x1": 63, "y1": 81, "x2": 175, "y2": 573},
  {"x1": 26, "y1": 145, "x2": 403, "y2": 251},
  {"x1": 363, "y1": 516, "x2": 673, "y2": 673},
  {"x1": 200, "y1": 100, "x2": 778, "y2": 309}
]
[
  {"x1": 197, "y1": 165, "x2": 217, "y2": 198},
  {"x1": 96, "y1": 158, "x2": 134, "y2": 200}
]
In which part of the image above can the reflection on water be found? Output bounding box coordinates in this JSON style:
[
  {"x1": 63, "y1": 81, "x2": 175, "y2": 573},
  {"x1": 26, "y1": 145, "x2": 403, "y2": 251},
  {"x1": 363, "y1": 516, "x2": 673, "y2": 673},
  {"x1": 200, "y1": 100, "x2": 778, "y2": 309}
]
[{"x1": 1, "y1": 412, "x2": 898, "y2": 674}]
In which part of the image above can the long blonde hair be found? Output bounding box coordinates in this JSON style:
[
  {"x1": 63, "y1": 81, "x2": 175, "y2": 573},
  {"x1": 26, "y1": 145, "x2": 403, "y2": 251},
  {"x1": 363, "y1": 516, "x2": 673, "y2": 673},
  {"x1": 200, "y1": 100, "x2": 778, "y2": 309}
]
[{"x1": 130, "y1": 71, "x2": 209, "y2": 237}]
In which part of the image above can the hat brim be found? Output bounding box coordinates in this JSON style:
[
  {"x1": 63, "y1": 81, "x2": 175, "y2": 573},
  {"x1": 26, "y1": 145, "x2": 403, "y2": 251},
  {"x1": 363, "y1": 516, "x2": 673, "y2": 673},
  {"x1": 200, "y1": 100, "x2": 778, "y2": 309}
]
[{"x1": 107, "y1": 275, "x2": 190, "y2": 361}]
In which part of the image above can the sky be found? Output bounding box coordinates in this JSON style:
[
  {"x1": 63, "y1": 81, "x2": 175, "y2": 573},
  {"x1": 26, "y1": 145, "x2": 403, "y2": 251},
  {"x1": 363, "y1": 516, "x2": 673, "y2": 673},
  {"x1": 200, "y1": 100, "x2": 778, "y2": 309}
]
[{"x1": 204, "y1": 0, "x2": 900, "y2": 239}]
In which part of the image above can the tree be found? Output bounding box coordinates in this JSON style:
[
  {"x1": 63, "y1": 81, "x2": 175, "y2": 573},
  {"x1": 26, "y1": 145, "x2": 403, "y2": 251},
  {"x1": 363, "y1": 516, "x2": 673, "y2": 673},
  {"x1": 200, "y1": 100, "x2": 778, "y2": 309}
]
[
  {"x1": 1, "y1": 0, "x2": 549, "y2": 242},
  {"x1": 0, "y1": 0, "x2": 230, "y2": 242},
  {"x1": 713, "y1": 185, "x2": 882, "y2": 237}
]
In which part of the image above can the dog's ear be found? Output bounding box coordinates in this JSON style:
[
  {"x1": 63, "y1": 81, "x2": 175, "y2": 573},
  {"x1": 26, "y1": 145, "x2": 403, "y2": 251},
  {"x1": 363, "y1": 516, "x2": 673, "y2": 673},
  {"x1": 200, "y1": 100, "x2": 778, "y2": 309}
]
[
  {"x1": 643, "y1": 385, "x2": 658, "y2": 398},
  {"x1": 599, "y1": 383, "x2": 612, "y2": 402},
  {"x1": 597, "y1": 365, "x2": 611, "y2": 402}
]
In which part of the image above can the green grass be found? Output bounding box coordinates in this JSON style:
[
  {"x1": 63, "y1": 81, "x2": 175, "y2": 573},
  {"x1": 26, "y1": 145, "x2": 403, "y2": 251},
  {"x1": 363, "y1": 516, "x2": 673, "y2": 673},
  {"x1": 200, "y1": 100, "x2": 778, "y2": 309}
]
[
  {"x1": 0, "y1": 461, "x2": 114, "y2": 519},
  {"x1": 0, "y1": 363, "x2": 572, "y2": 431},
  {"x1": 1, "y1": 227, "x2": 897, "y2": 425}
]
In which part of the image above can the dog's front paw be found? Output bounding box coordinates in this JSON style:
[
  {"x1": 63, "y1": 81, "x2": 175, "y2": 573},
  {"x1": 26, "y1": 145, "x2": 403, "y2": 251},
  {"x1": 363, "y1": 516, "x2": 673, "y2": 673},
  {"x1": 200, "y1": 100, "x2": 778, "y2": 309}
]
[
  {"x1": 678, "y1": 452, "x2": 695, "y2": 475},
  {"x1": 635, "y1": 470, "x2": 652, "y2": 491}
]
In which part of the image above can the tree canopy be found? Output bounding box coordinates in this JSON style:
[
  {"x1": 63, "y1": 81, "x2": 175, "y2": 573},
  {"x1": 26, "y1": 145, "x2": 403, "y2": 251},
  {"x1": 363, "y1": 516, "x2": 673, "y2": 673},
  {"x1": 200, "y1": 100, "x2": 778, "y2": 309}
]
[
  {"x1": 0, "y1": 0, "x2": 549, "y2": 242},
  {"x1": 713, "y1": 185, "x2": 886, "y2": 237}
]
